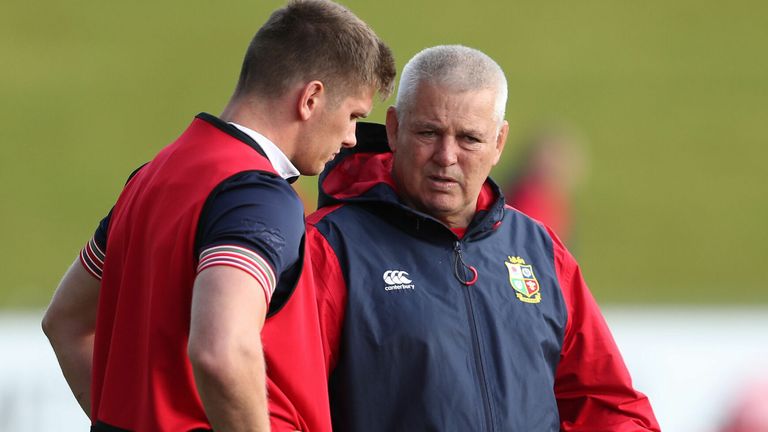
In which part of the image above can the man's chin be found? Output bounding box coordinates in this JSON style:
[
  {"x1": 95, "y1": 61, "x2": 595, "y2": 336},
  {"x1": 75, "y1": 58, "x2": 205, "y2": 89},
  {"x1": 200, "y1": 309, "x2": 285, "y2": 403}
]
[
  {"x1": 416, "y1": 199, "x2": 460, "y2": 217},
  {"x1": 296, "y1": 163, "x2": 323, "y2": 177},
  {"x1": 306, "y1": 166, "x2": 324, "y2": 176}
]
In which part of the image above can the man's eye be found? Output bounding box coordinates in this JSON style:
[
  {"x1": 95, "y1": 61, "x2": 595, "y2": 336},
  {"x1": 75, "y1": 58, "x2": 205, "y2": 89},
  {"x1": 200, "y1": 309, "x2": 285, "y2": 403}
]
[{"x1": 419, "y1": 130, "x2": 436, "y2": 137}]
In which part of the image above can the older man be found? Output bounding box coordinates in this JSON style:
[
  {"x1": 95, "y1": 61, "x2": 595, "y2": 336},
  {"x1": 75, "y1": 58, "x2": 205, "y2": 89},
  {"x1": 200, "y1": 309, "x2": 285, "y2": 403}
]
[{"x1": 276, "y1": 45, "x2": 659, "y2": 431}]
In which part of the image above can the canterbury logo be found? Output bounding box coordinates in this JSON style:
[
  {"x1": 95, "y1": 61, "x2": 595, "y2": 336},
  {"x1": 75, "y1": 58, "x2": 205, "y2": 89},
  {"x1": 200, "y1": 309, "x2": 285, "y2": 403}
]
[
  {"x1": 382, "y1": 270, "x2": 415, "y2": 291},
  {"x1": 383, "y1": 270, "x2": 412, "y2": 284}
]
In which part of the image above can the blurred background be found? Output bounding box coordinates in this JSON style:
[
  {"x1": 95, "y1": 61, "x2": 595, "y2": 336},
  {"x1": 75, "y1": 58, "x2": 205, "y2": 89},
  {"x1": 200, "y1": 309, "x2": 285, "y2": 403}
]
[{"x1": 1, "y1": 0, "x2": 766, "y2": 430}]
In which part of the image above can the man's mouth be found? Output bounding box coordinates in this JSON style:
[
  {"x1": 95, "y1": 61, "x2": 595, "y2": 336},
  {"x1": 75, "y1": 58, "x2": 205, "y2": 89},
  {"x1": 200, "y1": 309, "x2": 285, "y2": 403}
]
[{"x1": 427, "y1": 175, "x2": 459, "y2": 189}]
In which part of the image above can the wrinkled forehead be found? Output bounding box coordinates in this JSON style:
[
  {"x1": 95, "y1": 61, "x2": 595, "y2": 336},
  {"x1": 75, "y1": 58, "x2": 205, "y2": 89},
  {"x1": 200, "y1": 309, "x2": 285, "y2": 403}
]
[{"x1": 399, "y1": 84, "x2": 502, "y2": 134}]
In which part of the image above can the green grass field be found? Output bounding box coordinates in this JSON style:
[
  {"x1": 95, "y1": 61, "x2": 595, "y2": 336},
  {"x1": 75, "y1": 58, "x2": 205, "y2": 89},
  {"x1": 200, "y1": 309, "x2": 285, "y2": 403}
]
[{"x1": 2, "y1": 0, "x2": 766, "y2": 307}]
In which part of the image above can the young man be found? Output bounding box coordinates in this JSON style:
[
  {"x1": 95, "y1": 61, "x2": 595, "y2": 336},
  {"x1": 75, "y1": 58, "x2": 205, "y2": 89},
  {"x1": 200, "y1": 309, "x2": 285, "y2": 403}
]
[
  {"x1": 41, "y1": 1, "x2": 395, "y2": 431},
  {"x1": 268, "y1": 45, "x2": 659, "y2": 431}
]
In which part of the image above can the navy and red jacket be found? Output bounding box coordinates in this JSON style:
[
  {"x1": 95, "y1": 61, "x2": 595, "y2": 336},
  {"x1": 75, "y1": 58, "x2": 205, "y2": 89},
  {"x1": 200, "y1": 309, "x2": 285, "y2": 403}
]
[{"x1": 264, "y1": 122, "x2": 659, "y2": 432}]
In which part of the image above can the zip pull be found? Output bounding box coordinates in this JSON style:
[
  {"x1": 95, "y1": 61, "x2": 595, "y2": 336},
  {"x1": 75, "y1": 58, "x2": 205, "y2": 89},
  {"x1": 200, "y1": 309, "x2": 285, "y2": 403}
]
[{"x1": 453, "y1": 241, "x2": 478, "y2": 286}]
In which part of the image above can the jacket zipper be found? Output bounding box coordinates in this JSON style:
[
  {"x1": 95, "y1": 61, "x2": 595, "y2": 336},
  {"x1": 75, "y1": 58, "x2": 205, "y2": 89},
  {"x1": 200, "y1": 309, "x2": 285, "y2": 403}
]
[{"x1": 454, "y1": 241, "x2": 494, "y2": 432}]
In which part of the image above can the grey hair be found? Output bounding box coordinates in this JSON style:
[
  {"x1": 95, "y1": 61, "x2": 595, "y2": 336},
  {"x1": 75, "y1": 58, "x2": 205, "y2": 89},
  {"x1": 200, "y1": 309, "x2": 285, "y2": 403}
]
[{"x1": 395, "y1": 45, "x2": 508, "y2": 125}]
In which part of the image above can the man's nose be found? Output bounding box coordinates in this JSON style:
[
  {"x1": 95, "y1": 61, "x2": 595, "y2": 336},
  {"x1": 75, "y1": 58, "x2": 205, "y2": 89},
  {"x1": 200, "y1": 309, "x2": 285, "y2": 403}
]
[
  {"x1": 432, "y1": 137, "x2": 458, "y2": 166},
  {"x1": 342, "y1": 124, "x2": 358, "y2": 148}
]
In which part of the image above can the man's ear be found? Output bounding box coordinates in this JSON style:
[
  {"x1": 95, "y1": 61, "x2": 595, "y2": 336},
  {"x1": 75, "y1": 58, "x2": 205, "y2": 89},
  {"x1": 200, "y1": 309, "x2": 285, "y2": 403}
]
[
  {"x1": 492, "y1": 120, "x2": 509, "y2": 166},
  {"x1": 385, "y1": 106, "x2": 399, "y2": 153},
  {"x1": 298, "y1": 80, "x2": 325, "y2": 121}
]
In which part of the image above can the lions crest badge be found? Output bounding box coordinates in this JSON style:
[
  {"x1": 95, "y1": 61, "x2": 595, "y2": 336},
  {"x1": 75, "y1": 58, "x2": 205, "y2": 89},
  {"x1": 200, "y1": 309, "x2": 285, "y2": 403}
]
[{"x1": 505, "y1": 256, "x2": 541, "y2": 304}]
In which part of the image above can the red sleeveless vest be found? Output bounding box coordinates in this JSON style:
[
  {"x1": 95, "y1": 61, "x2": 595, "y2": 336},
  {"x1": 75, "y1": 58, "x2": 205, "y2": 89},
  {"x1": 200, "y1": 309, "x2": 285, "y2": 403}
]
[{"x1": 93, "y1": 116, "x2": 277, "y2": 431}]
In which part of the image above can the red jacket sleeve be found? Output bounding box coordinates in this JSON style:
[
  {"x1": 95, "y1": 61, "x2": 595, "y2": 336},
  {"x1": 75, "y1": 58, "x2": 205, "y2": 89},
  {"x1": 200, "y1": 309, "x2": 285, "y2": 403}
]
[
  {"x1": 551, "y1": 229, "x2": 660, "y2": 431},
  {"x1": 261, "y1": 219, "x2": 346, "y2": 432}
]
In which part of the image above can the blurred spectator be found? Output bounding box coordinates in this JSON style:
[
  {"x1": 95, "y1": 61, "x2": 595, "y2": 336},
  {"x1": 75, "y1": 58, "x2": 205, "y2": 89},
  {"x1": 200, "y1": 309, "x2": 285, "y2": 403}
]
[
  {"x1": 504, "y1": 125, "x2": 588, "y2": 243},
  {"x1": 719, "y1": 375, "x2": 768, "y2": 432}
]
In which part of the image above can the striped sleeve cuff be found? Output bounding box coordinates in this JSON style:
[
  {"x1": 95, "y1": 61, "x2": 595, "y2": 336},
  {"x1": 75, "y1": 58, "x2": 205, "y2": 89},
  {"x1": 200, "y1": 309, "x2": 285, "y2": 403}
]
[
  {"x1": 197, "y1": 245, "x2": 277, "y2": 304},
  {"x1": 79, "y1": 236, "x2": 105, "y2": 280}
]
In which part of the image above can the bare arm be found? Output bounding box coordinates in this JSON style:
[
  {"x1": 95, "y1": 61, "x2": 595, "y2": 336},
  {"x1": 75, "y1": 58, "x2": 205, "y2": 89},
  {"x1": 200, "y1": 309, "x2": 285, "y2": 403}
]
[
  {"x1": 188, "y1": 266, "x2": 270, "y2": 432},
  {"x1": 41, "y1": 258, "x2": 101, "y2": 419}
]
